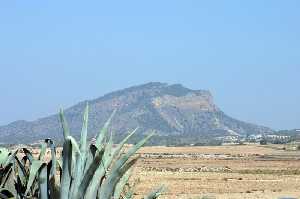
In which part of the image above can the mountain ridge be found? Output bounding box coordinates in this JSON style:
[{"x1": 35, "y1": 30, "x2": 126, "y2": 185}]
[{"x1": 0, "y1": 82, "x2": 273, "y2": 144}]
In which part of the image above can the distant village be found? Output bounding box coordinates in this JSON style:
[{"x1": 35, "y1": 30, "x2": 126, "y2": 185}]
[{"x1": 216, "y1": 129, "x2": 300, "y2": 146}]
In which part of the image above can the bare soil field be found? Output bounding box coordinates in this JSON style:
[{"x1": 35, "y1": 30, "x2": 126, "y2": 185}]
[
  {"x1": 131, "y1": 144, "x2": 300, "y2": 199},
  {"x1": 26, "y1": 144, "x2": 300, "y2": 198}
]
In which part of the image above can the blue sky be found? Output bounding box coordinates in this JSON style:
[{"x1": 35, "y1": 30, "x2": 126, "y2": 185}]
[{"x1": 0, "y1": 1, "x2": 299, "y2": 130}]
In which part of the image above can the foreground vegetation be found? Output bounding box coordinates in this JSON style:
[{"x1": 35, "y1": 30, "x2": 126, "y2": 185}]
[{"x1": 0, "y1": 105, "x2": 164, "y2": 198}]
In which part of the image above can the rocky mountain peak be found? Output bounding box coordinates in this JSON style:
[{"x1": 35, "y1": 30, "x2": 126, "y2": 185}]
[{"x1": 0, "y1": 82, "x2": 272, "y2": 144}]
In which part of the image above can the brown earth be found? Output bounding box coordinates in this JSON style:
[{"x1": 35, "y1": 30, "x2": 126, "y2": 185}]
[
  {"x1": 131, "y1": 144, "x2": 300, "y2": 199},
  {"x1": 27, "y1": 144, "x2": 300, "y2": 199}
]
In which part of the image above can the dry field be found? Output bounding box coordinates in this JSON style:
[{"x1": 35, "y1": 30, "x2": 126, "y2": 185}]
[
  {"x1": 131, "y1": 144, "x2": 300, "y2": 199},
  {"x1": 27, "y1": 144, "x2": 300, "y2": 198}
]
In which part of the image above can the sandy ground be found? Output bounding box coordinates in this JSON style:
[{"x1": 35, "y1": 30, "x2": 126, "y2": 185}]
[
  {"x1": 28, "y1": 144, "x2": 300, "y2": 198},
  {"x1": 131, "y1": 144, "x2": 300, "y2": 199}
]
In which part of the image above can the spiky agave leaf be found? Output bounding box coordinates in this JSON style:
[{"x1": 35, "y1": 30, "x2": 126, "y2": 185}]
[
  {"x1": 15, "y1": 156, "x2": 27, "y2": 187},
  {"x1": 94, "y1": 109, "x2": 116, "y2": 149},
  {"x1": 38, "y1": 163, "x2": 48, "y2": 199},
  {"x1": 60, "y1": 139, "x2": 72, "y2": 199},
  {"x1": 0, "y1": 188, "x2": 15, "y2": 199},
  {"x1": 99, "y1": 132, "x2": 154, "y2": 199},
  {"x1": 22, "y1": 148, "x2": 34, "y2": 164},
  {"x1": 39, "y1": 142, "x2": 48, "y2": 161},
  {"x1": 44, "y1": 138, "x2": 59, "y2": 199},
  {"x1": 84, "y1": 132, "x2": 114, "y2": 199},
  {"x1": 24, "y1": 160, "x2": 44, "y2": 196},
  {"x1": 113, "y1": 169, "x2": 133, "y2": 199},
  {"x1": 87, "y1": 127, "x2": 138, "y2": 199},
  {"x1": 144, "y1": 185, "x2": 166, "y2": 199},
  {"x1": 59, "y1": 109, "x2": 70, "y2": 139},
  {"x1": 70, "y1": 104, "x2": 89, "y2": 197},
  {"x1": 73, "y1": 147, "x2": 105, "y2": 199},
  {"x1": 0, "y1": 148, "x2": 10, "y2": 167}
]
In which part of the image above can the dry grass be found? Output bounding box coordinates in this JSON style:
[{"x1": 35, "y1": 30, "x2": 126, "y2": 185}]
[
  {"x1": 132, "y1": 144, "x2": 300, "y2": 199},
  {"x1": 27, "y1": 144, "x2": 300, "y2": 198}
]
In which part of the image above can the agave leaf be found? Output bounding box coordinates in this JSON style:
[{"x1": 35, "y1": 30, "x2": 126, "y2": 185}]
[
  {"x1": 0, "y1": 164, "x2": 13, "y2": 187},
  {"x1": 80, "y1": 103, "x2": 89, "y2": 155},
  {"x1": 83, "y1": 144, "x2": 98, "y2": 174},
  {"x1": 124, "y1": 190, "x2": 134, "y2": 199},
  {"x1": 39, "y1": 142, "x2": 48, "y2": 161},
  {"x1": 38, "y1": 163, "x2": 48, "y2": 199},
  {"x1": 109, "y1": 132, "x2": 153, "y2": 176},
  {"x1": 99, "y1": 132, "x2": 154, "y2": 199},
  {"x1": 113, "y1": 128, "x2": 139, "y2": 159},
  {"x1": 144, "y1": 185, "x2": 166, "y2": 199},
  {"x1": 99, "y1": 156, "x2": 139, "y2": 199},
  {"x1": 0, "y1": 188, "x2": 15, "y2": 199},
  {"x1": 44, "y1": 139, "x2": 56, "y2": 179},
  {"x1": 22, "y1": 148, "x2": 34, "y2": 164},
  {"x1": 59, "y1": 109, "x2": 70, "y2": 139},
  {"x1": 0, "y1": 148, "x2": 10, "y2": 167},
  {"x1": 84, "y1": 132, "x2": 114, "y2": 199},
  {"x1": 24, "y1": 160, "x2": 44, "y2": 196},
  {"x1": 47, "y1": 161, "x2": 60, "y2": 199},
  {"x1": 95, "y1": 109, "x2": 116, "y2": 149},
  {"x1": 66, "y1": 136, "x2": 81, "y2": 155},
  {"x1": 15, "y1": 157, "x2": 27, "y2": 186},
  {"x1": 44, "y1": 139, "x2": 59, "y2": 199},
  {"x1": 113, "y1": 169, "x2": 132, "y2": 199},
  {"x1": 84, "y1": 144, "x2": 100, "y2": 175},
  {"x1": 70, "y1": 104, "x2": 89, "y2": 197},
  {"x1": 73, "y1": 148, "x2": 105, "y2": 199},
  {"x1": 60, "y1": 139, "x2": 72, "y2": 199},
  {"x1": 86, "y1": 129, "x2": 140, "y2": 198},
  {"x1": 4, "y1": 149, "x2": 18, "y2": 168}
]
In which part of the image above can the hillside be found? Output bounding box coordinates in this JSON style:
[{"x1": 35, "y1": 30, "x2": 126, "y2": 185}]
[{"x1": 0, "y1": 82, "x2": 272, "y2": 144}]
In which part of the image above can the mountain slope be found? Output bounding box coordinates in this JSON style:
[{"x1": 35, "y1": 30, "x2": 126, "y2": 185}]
[{"x1": 0, "y1": 82, "x2": 272, "y2": 144}]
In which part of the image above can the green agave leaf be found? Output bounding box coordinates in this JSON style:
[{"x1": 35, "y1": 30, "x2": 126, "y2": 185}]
[
  {"x1": 84, "y1": 132, "x2": 114, "y2": 199},
  {"x1": 124, "y1": 190, "x2": 134, "y2": 199},
  {"x1": 4, "y1": 149, "x2": 18, "y2": 168},
  {"x1": 87, "y1": 129, "x2": 142, "y2": 198},
  {"x1": 47, "y1": 160, "x2": 60, "y2": 199},
  {"x1": 39, "y1": 142, "x2": 48, "y2": 161},
  {"x1": 44, "y1": 139, "x2": 59, "y2": 199},
  {"x1": 44, "y1": 139, "x2": 56, "y2": 179},
  {"x1": 113, "y1": 169, "x2": 132, "y2": 199},
  {"x1": 113, "y1": 128, "x2": 139, "y2": 159},
  {"x1": 80, "y1": 103, "x2": 89, "y2": 155},
  {"x1": 15, "y1": 157, "x2": 27, "y2": 186},
  {"x1": 22, "y1": 148, "x2": 34, "y2": 164},
  {"x1": 95, "y1": 109, "x2": 116, "y2": 149},
  {"x1": 0, "y1": 165, "x2": 13, "y2": 187},
  {"x1": 83, "y1": 144, "x2": 98, "y2": 173},
  {"x1": 70, "y1": 104, "x2": 89, "y2": 197},
  {"x1": 99, "y1": 156, "x2": 139, "y2": 199},
  {"x1": 24, "y1": 160, "x2": 44, "y2": 196},
  {"x1": 0, "y1": 148, "x2": 10, "y2": 167},
  {"x1": 144, "y1": 185, "x2": 166, "y2": 199},
  {"x1": 38, "y1": 163, "x2": 48, "y2": 199},
  {"x1": 66, "y1": 136, "x2": 81, "y2": 155},
  {"x1": 57, "y1": 157, "x2": 63, "y2": 171},
  {"x1": 59, "y1": 109, "x2": 70, "y2": 139},
  {"x1": 60, "y1": 139, "x2": 72, "y2": 199},
  {"x1": 0, "y1": 188, "x2": 15, "y2": 199},
  {"x1": 73, "y1": 148, "x2": 105, "y2": 199},
  {"x1": 99, "y1": 132, "x2": 154, "y2": 199}
]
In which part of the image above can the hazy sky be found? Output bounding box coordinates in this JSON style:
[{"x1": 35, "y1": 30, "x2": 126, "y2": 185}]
[{"x1": 0, "y1": 1, "x2": 299, "y2": 130}]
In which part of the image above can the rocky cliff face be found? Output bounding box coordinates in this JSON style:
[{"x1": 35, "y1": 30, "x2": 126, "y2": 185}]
[{"x1": 0, "y1": 82, "x2": 272, "y2": 144}]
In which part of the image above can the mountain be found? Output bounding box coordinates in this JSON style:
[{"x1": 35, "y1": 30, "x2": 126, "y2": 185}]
[{"x1": 0, "y1": 82, "x2": 272, "y2": 144}]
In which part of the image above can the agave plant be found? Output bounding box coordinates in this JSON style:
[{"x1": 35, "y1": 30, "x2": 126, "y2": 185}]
[{"x1": 0, "y1": 104, "x2": 165, "y2": 199}]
